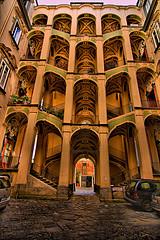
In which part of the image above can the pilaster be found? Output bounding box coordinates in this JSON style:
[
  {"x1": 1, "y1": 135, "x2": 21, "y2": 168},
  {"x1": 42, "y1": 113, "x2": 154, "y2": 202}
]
[
  {"x1": 98, "y1": 76, "x2": 107, "y2": 123},
  {"x1": 31, "y1": 64, "x2": 46, "y2": 104},
  {"x1": 63, "y1": 76, "x2": 74, "y2": 123},
  {"x1": 135, "y1": 110, "x2": 153, "y2": 179},
  {"x1": 16, "y1": 111, "x2": 37, "y2": 184},
  {"x1": 58, "y1": 127, "x2": 71, "y2": 199},
  {"x1": 99, "y1": 128, "x2": 112, "y2": 200}
]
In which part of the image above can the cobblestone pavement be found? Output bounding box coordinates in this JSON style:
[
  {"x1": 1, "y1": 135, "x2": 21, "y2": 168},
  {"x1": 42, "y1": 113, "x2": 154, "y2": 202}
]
[{"x1": 0, "y1": 195, "x2": 160, "y2": 240}]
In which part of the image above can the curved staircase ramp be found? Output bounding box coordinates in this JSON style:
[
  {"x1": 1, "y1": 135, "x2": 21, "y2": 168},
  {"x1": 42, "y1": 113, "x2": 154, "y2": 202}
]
[{"x1": 31, "y1": 169, "x2": 58, "y2": 189}]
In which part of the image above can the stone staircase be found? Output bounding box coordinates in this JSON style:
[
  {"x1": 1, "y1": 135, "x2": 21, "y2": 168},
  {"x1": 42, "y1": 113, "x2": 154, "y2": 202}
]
[{"x1": 30, "y1": 170, "x2": 58, "y2": 189}]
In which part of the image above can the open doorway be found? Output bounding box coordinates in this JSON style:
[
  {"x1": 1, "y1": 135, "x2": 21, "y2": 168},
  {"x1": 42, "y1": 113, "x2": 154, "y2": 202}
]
[{"x1": 74, "y1": 158, "x2": 95, "y2": 194}]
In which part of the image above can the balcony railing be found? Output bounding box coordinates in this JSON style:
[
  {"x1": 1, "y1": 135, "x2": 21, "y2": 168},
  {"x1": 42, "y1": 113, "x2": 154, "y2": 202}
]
[
  {"x1": 39, "y1": 104, "x2": 64, "y2": 120},
  {"x1": 141, "y1": 100, "x2": 160, "y2": 109},
  {"x1": 0, "y1": 155, "x2": 19, "y2": 170},
  {"x1": 107, "y1": 103, "x2": 133, "y2": 119},
  {"x1": 8, "y1": 95, "x2": 31, "y2": 105}
]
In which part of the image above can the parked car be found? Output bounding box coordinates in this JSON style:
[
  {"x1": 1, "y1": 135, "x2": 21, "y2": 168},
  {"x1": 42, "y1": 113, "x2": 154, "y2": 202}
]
[
  {"x1": 0, "y1": 175, "x2": 11, "y2": 210},
  {"x1": 124, "y1": 179, "x2": 160, "y2": 212},
  {"x1": 151, "y1": 189, "x2": 160, "y2": 214}
]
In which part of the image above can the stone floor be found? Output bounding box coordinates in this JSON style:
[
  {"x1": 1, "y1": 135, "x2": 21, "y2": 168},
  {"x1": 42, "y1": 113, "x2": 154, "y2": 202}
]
[{"x1": 0, "y1": 195, "x2": 160, "y2": 240}]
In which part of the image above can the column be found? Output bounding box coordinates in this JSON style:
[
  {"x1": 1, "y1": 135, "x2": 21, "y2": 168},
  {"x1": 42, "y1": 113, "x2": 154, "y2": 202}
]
[
  {"x1": 99, "y1": 129, "x2": 112, "y2": 200},
  {"x1": 128, "y1": 66, "x2": 142, "y2": 108},
  {"x1": 68, "y1": 39, "x2": 76, "y2": 72},
  {"x1": 16, "y1": 111, "x2": 37, "y2": 184},
  {"x1": 40, "y1": 27, "x2": 52, "y2": 59},
  {"x1": 98, "y1": 77, "x2": 107, "y2": 123},
  {"x1": 135, "y1": 112, "x2": 153, "y2": 179},
  {"x1": 96, "y1": 12, "x2": 102, "y2": 35},
  {"x1": 63, "y1": 77, "x2": 74, "y2": 123},
  {"x1": 97, "y1": 40, "x2": 104, "y2": 73},
  {"x1": 33, "y1": 132, "x2": 45, "y2": 174},
  {"x1": 122, "y1": 29, "x2": 133, "y2": 62},
  {"x1": 31, "y1": 65, "x2": 46, "y2": 104},
  {"x1": 58, "y1": 129, "x2": 71, "y2": 199},
  {"x1": 71, "y1": 13, "x2": 77, "y2": 35}
]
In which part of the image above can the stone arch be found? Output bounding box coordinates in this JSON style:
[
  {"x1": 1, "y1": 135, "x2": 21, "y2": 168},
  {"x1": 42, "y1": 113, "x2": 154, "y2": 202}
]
[
  {"x1": 136, "y1": 67, "x2": 157, "y2": 107},
  {"x1": 144, "y1": 114, "x2": 160, "y2": 174},
  {"x1": 53, "y1": 14, "x2": 72, "y2": 34},
  {"x1": 77, "y1": 13, "x2": 96, "y2": 36},
  {"x1": 26, "y1": 30, "x2": 44, "y2": 59},
  {"x1": 75, "y1": 41, "x2": 97, "y2": 74},
  {"x1": 32, "y1": 14, "x2": 48, "y2": 26},
  {"x1": 32, "y1": 121, "x2": 62, "y2": 187},
  {"x1": 130, "y1": 31, "x2": 148, "y2": 61},
  {"x1": 48, "y1": 35, "x2": 69, "y2": 71},
  {"x1": 1, "y1": 112, "x2": 28, "y2": 169},
  {"x1": 71, "y1": 128, "x2": 99, "y2": 163},
  {"x1": 40, "y1": 72, "x2": 66, "y2": 120},
  {"x1": 101, "y1": 14, "x2": 121, "y2": 34},
  {"x1": 103, "y1": 36, "x2": 125, "y2": 71},
  {"x1": 11, "y1": 66, "x2": 37, "y2": 104},
  {"x1": 108, "y1": 122, "x2": 138, "y2": 182},
  {"x1": 73, "y1": 80, "x2": 98, "y2": 124},
  {"x1": 106, "y1": 72, "x2": 132, "y2": 119},
  {"x1": 126, "y1": 14, "x2": 141, "y2": 26}
]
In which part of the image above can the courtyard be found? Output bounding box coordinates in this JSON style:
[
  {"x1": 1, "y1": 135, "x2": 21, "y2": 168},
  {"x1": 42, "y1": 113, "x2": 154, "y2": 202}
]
[{"x1": 0, "y1": 195, "x2": 160, "y2": 240}]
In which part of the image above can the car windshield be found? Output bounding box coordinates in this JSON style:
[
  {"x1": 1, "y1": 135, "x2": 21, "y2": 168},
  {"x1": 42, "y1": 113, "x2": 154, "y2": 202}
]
[{"x1": 129, "y1": 181, "x2": 137, "y2": 188}]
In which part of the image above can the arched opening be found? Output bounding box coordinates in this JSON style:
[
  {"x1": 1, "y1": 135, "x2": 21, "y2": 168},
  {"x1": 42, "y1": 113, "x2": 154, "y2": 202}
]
[
  {"x1": 71, "y1": 129, "x2": 99, "y2": 194},
  {"x1": 26, "y1": 31, "x2": 44, "y2": 59},
  {"x1": 32, "y1": 14, "x2": 48, "y2": 26},
  {"x1": 10, "y1": 66, "x2": 37, "y2": 104},
  {"x1": 145, "y1": 115, "x2": 160, "y2": 175},
  {"x1": 53, "y1": 14, "x2": 72, "y2": 34},
  {"x1": 75, "y1": 41, "x2": 97, "y2": 74},
  {"x1": 49, "y1": 35, "x2": 69, "y2": 71},
  {"x1": 1, "y1": 112, "x2": 28, "y2": 169},
  {"x1": 31, "y1": 121, "x2": 62, "y2": 188},
  {"x1": 130, "y1": 32, "x2": 148, "y2": 61},
  {"x1": 126, "y1": 15, "x2": 141, "y2": 26},
  {"x1": 103, "y1": 37, "x2": 125, "y2": 71},
  {"x1": 40, "y1": 72, "x2": 66, "y2": 119},
  {"x1": 109, "y1": 122, "x2": 139, "y2": 184},
  {"x1": 136, "y1": 68, "x2": 157, "y2": 108},
  {"x1": 106, "y1": 73, "x2": 132, "y2": 119},
  {"x1": 101, "y1": 14, "x2": 121, "y2": 34},
  {"x1": 74, "y1": 158, "x2": 95, "y2": 194},
  {"x1": 73, "y1": 80, "x2": 98, "y2": 124},
  {"x1": 77, "y1": 14, "x2": 96, "y2": 36}
]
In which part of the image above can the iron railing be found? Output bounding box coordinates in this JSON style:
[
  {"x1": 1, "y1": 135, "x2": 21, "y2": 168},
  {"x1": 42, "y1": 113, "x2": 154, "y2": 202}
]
[
  {"x1": 107, "y1": 103, "x2": 133, "y2": 119},
  {"x1": 38, "y1": 103, "x2": 64, "y2": 119},
  {"x1": 141, "y1": 100, "x2": 160, "y2": 109}
]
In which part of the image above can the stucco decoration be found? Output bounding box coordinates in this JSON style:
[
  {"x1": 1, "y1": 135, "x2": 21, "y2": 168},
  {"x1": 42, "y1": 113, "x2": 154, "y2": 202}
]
[
  {"x1": 103, "y1": 37, "x2": 125, "y2": 71},
  {"x1": 53, "y1": 14, "x2": 71, "y2": 34},
  {"x1": 49, "y1": 36, "x2": 69, "y2": 71},
  {"x1": 102, "y1": 14, "x2": 120, "y2": 34},
  {"x1": 77, "y1": 14, "x2": 96, "y2": 36},
  {"x1": 27, "y1": 31, "x2": 44, "y2": 59},
  {"x1": 0, "y1": 43, "x2": 17, "y2": 69},
  {"x1": 75, "y1": 41, "x2": 96, "y2": 74}
]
